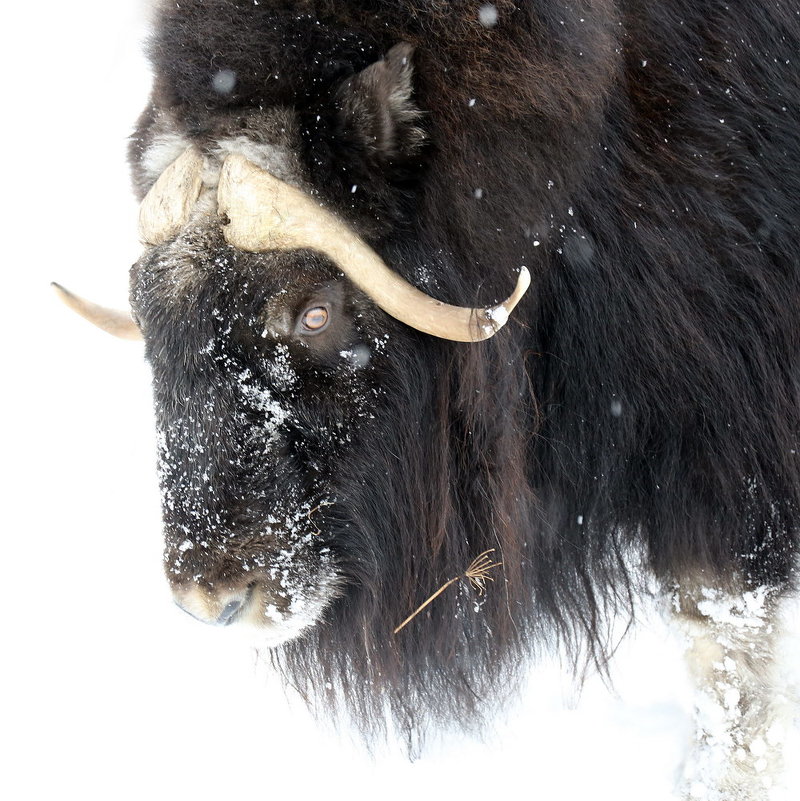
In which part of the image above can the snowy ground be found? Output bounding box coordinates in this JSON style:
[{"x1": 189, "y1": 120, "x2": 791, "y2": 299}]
[{"x1": 3, "y1": 2, "x2": 799, "y2": 799}]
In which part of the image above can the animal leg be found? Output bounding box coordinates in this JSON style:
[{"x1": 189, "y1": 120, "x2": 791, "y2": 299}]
[{"x1": 675, "y1": 585, "x2": 791, "y2": 801}]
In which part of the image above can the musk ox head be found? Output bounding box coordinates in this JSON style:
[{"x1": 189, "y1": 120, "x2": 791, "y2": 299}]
[
  {"x1": 52, "y1": 0, "x2": 629, "y2": 748},
  {"x1": 57, "y1": 42, "x2": 529, "y2": 656}
]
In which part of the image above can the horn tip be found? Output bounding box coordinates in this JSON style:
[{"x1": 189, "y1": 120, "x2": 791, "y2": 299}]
[{"x1": 51, "y1": 281, "x2": 75, "y2": 303}]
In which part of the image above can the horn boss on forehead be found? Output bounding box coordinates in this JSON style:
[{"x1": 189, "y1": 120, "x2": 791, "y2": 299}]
[
  {"x1": 56, "y1": 145, "x2": 528, "y2": 343},
  {"x1": 138, "y1": 145, "x2": 205, "y2": 247}
]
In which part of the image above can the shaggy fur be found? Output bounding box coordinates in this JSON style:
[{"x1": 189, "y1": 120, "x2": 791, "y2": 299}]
[{"x1": 128, "y1": 0, "x2": 800, "y2": 754}]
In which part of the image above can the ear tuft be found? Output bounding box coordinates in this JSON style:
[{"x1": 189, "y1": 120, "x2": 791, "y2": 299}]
[{"x1": 336, "y1": 42, "x2": 425, "y2": 164}]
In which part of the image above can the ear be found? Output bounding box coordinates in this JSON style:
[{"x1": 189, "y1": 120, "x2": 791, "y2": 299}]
[{"x1": 335, "y1": 42, "x2": 425, "y2": 164}]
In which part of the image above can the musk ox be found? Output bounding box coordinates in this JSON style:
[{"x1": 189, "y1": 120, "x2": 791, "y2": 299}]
[{"x1": 57, "y1": 0, "x2": 800, "y2": 796}]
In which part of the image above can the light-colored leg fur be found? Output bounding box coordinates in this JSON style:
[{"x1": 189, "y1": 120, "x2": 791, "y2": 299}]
[{"x1": 675, "y1": 584, "x2": 792, "y2": 801}]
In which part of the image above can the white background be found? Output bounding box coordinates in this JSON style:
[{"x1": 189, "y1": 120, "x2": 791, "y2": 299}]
[{"x1": 3, "y1": 2, "x2": 798, "y2": 799}]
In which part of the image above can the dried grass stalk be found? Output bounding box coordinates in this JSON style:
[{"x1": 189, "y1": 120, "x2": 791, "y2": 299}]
[{"x1": 393, "y1": 549, "x2": 503, "y2": 635}]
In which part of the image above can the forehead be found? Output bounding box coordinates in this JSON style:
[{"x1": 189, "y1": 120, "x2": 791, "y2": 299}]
[{"x1": 140, "y1": 105, "x2": 306, "y2": 192}]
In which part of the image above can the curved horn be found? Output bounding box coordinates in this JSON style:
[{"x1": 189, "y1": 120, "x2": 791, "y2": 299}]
[
  {"x1": 218, "y1": 153, "x2": 530, "y2": 342},
  {"x1": 51, "y1": 283, "x2": 142, "y2": 341},
  {"x1": 139, "y1": 145, "x2": 205, "y2": 245}
]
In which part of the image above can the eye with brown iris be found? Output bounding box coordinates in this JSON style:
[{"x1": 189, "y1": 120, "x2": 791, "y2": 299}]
[{"x1": 299, "y1": 305, "x2": 330, "y2": 334}]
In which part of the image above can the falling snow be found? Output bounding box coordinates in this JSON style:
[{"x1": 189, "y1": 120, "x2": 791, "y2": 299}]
[{"x1": 478, "y1": 4, "x2": 499, "y2": 28}]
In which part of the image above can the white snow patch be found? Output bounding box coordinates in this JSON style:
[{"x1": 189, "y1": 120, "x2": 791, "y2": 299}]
[{"x1": 485, "y1": 305, "x2": 509, "y2": 327}]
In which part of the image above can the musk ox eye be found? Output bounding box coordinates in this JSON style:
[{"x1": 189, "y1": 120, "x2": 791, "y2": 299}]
[{"x1": 298, "y1": 305, "x2": 330, "y2": 334}]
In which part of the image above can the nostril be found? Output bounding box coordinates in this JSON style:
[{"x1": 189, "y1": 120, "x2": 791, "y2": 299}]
[
  {"x1": 173, "y1": 584, "x2": 255, "y2": 627},
  {"x1": 216, "y1": 599, "x2": 243, "y2": 626}
]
